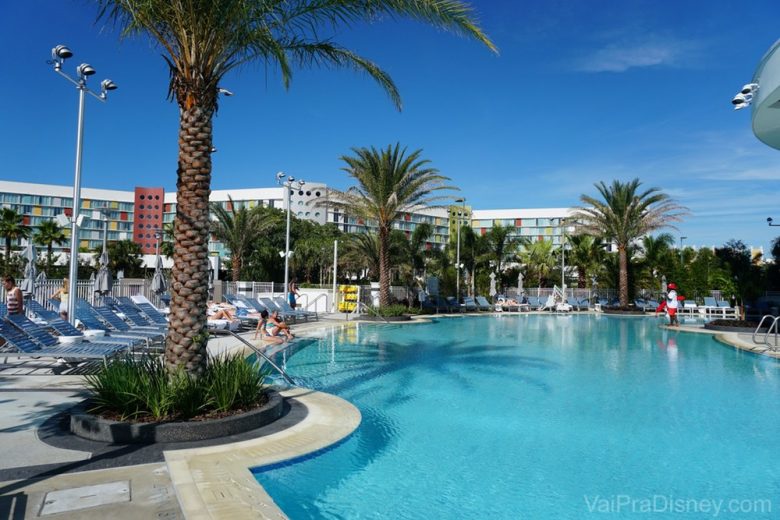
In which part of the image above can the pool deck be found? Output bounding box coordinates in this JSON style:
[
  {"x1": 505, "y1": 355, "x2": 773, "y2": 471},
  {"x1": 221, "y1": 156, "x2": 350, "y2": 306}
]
[{"x1": 0, "y1": 311, "x2": 777, "y2": 519}]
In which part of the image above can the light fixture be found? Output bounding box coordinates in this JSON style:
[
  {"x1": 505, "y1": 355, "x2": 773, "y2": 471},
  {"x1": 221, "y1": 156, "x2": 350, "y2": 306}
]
[
  {"x1": 50, "y1": 44, "x2": 116, "y2": 324},
  {"x1": 77, "y1": 63, "x2": 96, "y2": 77},
  {"x1": 218, "y1": 87, "x2": 234, "y2": 96},
  {"x1": 101, "y1": 79, "x2": 118, "y2": 91},
  {"x1": 768, "y1": 217, "x2": 780, "y2": 227},
  {"x1": 741, "y1": 83, "x2": 759, "y2": 95}
]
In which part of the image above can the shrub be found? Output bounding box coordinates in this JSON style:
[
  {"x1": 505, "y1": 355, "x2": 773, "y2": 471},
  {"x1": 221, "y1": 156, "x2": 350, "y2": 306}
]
[
  {"x1": 84, "y1": 353, "x2": 270, "y2": 422},
  {"x1": 377, "y1": 304, "x2": 410, "y2": 317}
]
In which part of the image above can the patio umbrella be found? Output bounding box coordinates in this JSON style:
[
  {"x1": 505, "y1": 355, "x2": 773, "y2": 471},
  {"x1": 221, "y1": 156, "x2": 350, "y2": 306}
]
[
  {"x1": 151, "y1": 254, "x2": 167, "y2": 295},
  {"x1": 94, "y1": 249, "x2": 113, "y2": 304},
  {"x1": 517, "y1": 272, "x2": 524, "y2": 296},
  {"x1": 489, "y1": 272, "x2": 497, "y2": 299},
  {"x1": 661, "y1": 275, "x2": 667, "y2": 294},
  {"x1": 19, "y1": 242, "x2": 37, "y2": 296}
]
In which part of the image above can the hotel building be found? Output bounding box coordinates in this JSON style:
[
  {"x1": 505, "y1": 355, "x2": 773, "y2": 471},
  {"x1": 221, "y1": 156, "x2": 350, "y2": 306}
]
[{"x1": 0, "y1": 180, "x2": 573, "y2": 265}]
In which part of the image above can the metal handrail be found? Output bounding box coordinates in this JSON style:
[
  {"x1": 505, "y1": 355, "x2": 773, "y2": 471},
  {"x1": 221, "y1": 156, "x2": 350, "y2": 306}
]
[
  {"x1": 752, "y1": 314, "x2": 780, "y2": 348},
  {"x1": 210, "y1": 329, "x2": 295, "y2": 385},
  {"x1": 305, "y1": 292, "x2": 329, "y2": 313},
  {"x1": 351, "y1": 301, "x2": 390, "y2": 323}
]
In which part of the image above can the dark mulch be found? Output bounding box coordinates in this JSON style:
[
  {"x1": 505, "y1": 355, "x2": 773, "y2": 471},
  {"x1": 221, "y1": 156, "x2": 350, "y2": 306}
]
[{"x1": 708, "y1": 319, "x2": 761, "y2": 329}]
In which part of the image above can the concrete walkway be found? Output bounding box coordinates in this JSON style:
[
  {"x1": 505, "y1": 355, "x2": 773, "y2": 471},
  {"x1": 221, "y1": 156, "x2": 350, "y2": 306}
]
[{"x1": 0, "y1": 317, "x2": 360, "y2": 519}]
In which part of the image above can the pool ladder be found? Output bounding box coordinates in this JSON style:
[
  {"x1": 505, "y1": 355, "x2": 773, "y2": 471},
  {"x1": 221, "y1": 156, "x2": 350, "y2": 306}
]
[{"x1": 752, "y1": 315, "x2": 780, "y2": 350}]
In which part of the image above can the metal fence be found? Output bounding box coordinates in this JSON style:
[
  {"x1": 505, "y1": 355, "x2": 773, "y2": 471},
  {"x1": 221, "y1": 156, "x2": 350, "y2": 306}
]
[{"x1": 3, "y1": 277, "x2": 167, "y2": 312}]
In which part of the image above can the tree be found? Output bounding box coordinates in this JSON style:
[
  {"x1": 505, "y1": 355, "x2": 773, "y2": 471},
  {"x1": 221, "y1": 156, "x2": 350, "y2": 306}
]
[
  {"x1": 481, "y1": 224, "x2": 526, "y2": 287},
  {"x1": 715, "y1": 239, "x2": 762, "y2": 305},
  {"x1": 574, "y1": 179, "x2": 686, "y2": 307},
  {"x1": 97, "y1": 0, "x2": 495, "y2": 373},
  {"x1": 210, "y1": 196, "x2": 276, "y2": 282},
  {"x1": 332, "y1": 144, "x2": 456, "y2": 306},
  {"x1": 34, "y1": 219, "x2": 67, "y2": 272},
  {"x1": 518, "y1": 239, "x2": 556, "y2": 288},
  {"x1": 341, "y1": 230, "x2": 407, "y2": 285},
  {"x1": 636, "y1": 233, "x2": 674, "y2": 293},
  {"x1": 567, "y1": 234, "x2": 606, "y2": 288},
  {"x1": 94, "y1": 240, "x2": 144, "y2": 278},
  {"x1": 0, "y1": 208, "x2": 30, "y2": 262}
]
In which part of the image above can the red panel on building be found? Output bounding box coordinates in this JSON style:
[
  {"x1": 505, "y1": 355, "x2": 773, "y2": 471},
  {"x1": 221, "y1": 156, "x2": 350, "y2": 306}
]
[
  {"x1": 515, "y1": 219, "x2": 522, "y2": 227},
  {"x1": 133, "y1": 187, "x2": 165, "y2": 254}
]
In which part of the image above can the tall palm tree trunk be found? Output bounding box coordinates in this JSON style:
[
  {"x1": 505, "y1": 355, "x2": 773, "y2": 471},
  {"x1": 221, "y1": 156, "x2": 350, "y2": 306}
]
[
  {"x1": 232, "y1": 258, "x2": 241, "y2": 283},
  {"x1": 578, "y1": 266, "x2": 586, "y2": 288},
  {"x1": 618, "y1": 245, "x2": 629, "y2": 307},
  {"x1": 47, "y1": 243, "x2": 53, "y2": 272},
  {"x1": 166, "y1": 106, "x2": 213, "y2": 374},
  {"x1": 378, "y1": 226, "x2": 391, "y2": 306},
  {"x1": 5, "y1": 238, "x2": 11, "y2": 260}
]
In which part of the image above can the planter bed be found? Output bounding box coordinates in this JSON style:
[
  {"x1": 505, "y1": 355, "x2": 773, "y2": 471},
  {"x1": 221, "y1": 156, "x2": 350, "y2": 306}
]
[
  {"x1": 704, "y1": 320, "x2": 766, "y2": 334},
  {"x1": 70, "y1": 390, "x2": 284, "y2": 444}
]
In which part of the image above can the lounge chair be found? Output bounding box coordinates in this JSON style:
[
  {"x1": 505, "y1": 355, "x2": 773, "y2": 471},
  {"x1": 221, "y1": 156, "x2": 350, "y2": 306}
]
[
  {"x1": 74, "y1": 300, "x2": 163, "y2": 343},
  {"x1": 25, "y1": 300, "x2": 139, "y2": 348},
  {"x1": 104, "y1": 296, "x2": 167, "y2": 331},
  {"x1": 0, "y1": 318, "x2": 127, "y2": 361},
  {"x1": 258, "y1": 297, "x2": 305, "y2": 322},
  {"x1": 123, "y1": 296, "x2": 169, "y2": 326},
  {"x1": 540, "y1": 295, "x2": 556, "y2": 311},
  {"x1": 435, "y1": 296, "x2": 459, "y2": 312},
  {"x1": 702, "y1": 297, "x2": 721, "y2": 316},
  {"x1": 273, "y1": 296, "x2": 318, "y2": 320},
  {"x1": 475, "y1": 296, "x2": 493, "y2": 311},
  {"x1": 461, "y1": 297, "x2": 479, "y2": 312},
  {"x1": 681, "y1": 300, "x2": 699, "y2": 315},
  {"x1": 716, "y1": 299, "x2": 738, "y2": 318}
]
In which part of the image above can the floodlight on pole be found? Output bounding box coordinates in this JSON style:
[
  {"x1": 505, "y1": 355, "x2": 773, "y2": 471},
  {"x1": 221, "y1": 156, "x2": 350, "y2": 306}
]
[
  {"x1": 768, "y1": 217, "x2": 780, "y2": 227},
  {"x1": 49, "y1": 44, "x2": 117, "y2": 323},
  {"x1": 277, "y1": 172, "x2": 305, "y2": 301},
  {"x1": 454, "y1": 197, "x2": 466, "y2": 301}
]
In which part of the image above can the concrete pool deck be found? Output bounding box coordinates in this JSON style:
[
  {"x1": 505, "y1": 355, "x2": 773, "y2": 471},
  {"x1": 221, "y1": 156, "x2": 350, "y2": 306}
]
[{"x1": 0, "y1": 311, "x2": 776, "y2": 518}]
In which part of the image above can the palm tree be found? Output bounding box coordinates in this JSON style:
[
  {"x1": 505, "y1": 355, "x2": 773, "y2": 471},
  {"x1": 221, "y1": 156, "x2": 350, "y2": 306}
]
[
  {"x1": 0, "y1": 208, "x2": 30, "y2": 262},
  {"x1": 574, "y1": 179, "x2": 686, "y2": 307},
  {"x1": 518, "y1": 239, "x2": 556, "y2": 288},
  {"x1": 34, "y1": 219, "x2": 67, "y2": 272},
  {"x1": 97, "y1": 0, "x2": 495, "y2": 373},
  {"x1": 567, "y1": 234, "x2": 605, "y2": 288},
  {"x1": 211, "y1": 196, "x2": 276, "y2": 283},
  {"x1": 482, "y1": 224, "x2": 526, "y2": 284},
  {"x1": 637, "y1": 233, "x2": 674, "y2": 291},
  {"x1": 341, "y1": 230, "x2": 407, "y2": 282},
  {"x1": 333, "y1": 144, "x2": 456, "y2": 306}
]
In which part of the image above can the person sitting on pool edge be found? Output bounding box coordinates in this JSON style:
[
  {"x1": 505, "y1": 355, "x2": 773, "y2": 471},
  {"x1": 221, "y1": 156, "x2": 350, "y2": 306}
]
[
  {"x1": 253, "y1": 309, "x2": 286, "y2": 344},
  {"x1": 267, "y1": 309, "x2": 295, "y2": 340}
]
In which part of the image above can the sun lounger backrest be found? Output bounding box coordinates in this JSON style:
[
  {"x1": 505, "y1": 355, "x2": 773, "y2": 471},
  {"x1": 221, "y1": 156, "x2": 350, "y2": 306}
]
[
  {"x1": 73, "y1": 306, "x2": 110, "y2": 331},
  {"x1": 95, "y1": 307, "x2": 131, "y2": 331},
  {"x1": 0, "y1": 319, "x2": 42, "y2": 353},
  {"x1": 0, "y1": 303, "x2": 6, "y2": 317},
  {"x1": 125, "y1": 298, "x2": 168, "y2": 325},
  {"x1": 47, "y1": 318, "x2": 83, "y2": 337},
  {"x1": 28, "y1": 300, "x2": 59, "y2": 321},
  {"x1": 111, "y1": 299, "x2": 155, "y2": 327},
  {"x1": 6, "y1": 314, "x2": 59, "y2": 348}
]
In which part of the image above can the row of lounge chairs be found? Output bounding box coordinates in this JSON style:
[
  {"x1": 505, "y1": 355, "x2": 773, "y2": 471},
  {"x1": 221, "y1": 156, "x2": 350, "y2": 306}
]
[
  {"x1": 224, "y1": 294, "x2": 318, "y2": 323},
  {"x1": 0, "y1": 296, "x2": 171, "y2": 364}
]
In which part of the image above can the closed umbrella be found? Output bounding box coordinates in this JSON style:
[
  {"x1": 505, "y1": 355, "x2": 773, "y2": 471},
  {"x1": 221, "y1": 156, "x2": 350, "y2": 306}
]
[
  {"x1": 517, "y1": 272, "x2": 524, "y2": 297},
  {"x1": 19, "y1": 242, "x2": 37, "y2": 296},
  {"x1": 151, "y1": 254, "x2": 167, "y2": 295},
  {"x1": 661, "y1": 275, "x2": 667, "y2": 295},
  {"x1": 489, "y1": 272, "x2": 497, "y2": 299},
  {"x1": 94, "y1": 249, "x2": 113, "y2": 305}
]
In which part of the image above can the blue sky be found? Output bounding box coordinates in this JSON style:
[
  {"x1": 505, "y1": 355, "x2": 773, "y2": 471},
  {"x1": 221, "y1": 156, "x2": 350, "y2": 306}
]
[{"x1": 1, "y1": 0, "x2": 779, "y2": 253}]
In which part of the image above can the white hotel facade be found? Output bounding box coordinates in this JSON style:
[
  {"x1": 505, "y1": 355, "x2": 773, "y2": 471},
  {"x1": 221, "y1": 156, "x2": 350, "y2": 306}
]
[{"x1": 0, "y1": 180, "x2": 572, "y2": 266}]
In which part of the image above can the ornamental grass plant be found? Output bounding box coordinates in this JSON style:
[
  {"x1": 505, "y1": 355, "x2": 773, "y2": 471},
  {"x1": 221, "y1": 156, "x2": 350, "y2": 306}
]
[{"x1": 85, "y1": 353, "x2": 270, "y2": 422}]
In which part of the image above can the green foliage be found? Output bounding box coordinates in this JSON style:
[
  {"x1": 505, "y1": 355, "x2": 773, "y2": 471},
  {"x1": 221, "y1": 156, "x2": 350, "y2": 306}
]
[
  {"x1": 84, "y1": 354, "x2": 270, "y2": 421},
  {"x1": 93, "y1": 240, "x2": 144, "y2": 278},
  {"x1": 377, "y1": 304, "x2": 410, "y2": 317}
]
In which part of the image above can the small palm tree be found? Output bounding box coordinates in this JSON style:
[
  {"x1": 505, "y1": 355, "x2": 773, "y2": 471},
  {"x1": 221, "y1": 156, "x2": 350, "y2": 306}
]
[
  {"x1": 97, "y1": 0, "x2": 495, "y2": 373},
  {"x1": 574, "y1": 179, "x2": 686, "y2": 307},
  {"x1": 211, "y1": 197, "x2": 277, "y2": 283},
  {"x1": 567, "y1": 234, "x2": 606, "y2": 288},
  {"x1": 519, "y1": 239, "x2": 557, "y2": 288},
  {"x1": 0, "y1": 208, "x2": 30, "y2": 261},
  {"x1": 332, "y1": 144, "x2": 456, "y2": 306},
  {"x1": 34, "y1": 219, "x2": 67, "y2": 272},
  {"x1": 482, "y1": 224, "x2": 526, "y2": 285}
]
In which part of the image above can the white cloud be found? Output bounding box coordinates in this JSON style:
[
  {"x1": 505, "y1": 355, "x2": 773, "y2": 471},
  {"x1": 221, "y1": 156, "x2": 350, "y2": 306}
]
[{"x1": 576, "y1": 37, "x2": 702, "y2": 73}]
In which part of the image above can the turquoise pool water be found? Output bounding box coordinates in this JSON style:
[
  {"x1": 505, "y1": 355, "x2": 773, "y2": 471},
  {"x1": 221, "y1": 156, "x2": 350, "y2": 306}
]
[{"x1": 253, "y1": 315, "x2": 780, "y2": 519}]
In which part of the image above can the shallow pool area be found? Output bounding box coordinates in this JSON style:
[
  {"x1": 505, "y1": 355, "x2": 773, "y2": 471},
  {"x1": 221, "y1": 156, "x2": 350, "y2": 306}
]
[{"x1": 254, "y1": 315, "x2": 780, "y2": 519}]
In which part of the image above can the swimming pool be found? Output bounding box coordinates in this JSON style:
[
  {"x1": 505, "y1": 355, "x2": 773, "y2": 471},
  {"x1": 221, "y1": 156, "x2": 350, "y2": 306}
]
[{"x1": 253, "y1": 315, "x2": 780, "y2": 519}]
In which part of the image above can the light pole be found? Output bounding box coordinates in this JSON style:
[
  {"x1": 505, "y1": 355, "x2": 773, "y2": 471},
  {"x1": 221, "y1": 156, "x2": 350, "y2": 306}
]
[
  {"x1": 276, "y1": 172, "x2": 305, "y2": 300},
  {"x1": 454, "y1": 197, "x2": 466, "y2": 301},
  {"x1": 49, "y1": 45, "x2": 117, "y2": 323},
  {"x1": 94, "y1": 206, "x2": 112, "y2": 254},
  {"x1": 679, "y1": 236, "x2": 687, "y2": 265}
]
